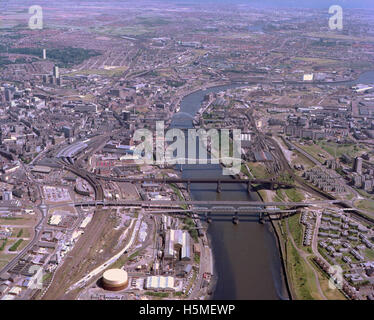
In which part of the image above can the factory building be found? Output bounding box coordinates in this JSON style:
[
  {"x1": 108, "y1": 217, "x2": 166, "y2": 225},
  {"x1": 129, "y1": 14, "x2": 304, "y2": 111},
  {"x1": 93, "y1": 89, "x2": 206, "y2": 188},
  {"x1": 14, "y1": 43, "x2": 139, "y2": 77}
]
[
  {"x1": 181, "y1": 231, "x2": 191, "y2": 261},
  {"x1": 164, "y1": 229, "x2": 191, "y2": 261},
  {"x1": 145, "y1": 276, "x2": 175, "y2": 291}
]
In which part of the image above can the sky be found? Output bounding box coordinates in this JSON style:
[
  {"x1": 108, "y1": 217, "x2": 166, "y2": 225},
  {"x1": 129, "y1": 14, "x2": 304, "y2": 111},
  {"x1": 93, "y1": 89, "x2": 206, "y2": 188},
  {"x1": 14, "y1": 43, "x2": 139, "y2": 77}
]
[
  {"x1": 171, "y1": 0, "x2": 374, "y2": 9},
  {"x1": 7, "y1": 0, "x2": 374, "y2": 10}
]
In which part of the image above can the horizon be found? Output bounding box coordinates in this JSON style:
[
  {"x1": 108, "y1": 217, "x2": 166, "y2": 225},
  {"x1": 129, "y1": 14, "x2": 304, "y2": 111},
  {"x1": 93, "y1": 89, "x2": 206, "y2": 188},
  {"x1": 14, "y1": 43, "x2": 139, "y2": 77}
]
[{"x1": 4, "y1": 0, "x2": 374, "y2": 10}]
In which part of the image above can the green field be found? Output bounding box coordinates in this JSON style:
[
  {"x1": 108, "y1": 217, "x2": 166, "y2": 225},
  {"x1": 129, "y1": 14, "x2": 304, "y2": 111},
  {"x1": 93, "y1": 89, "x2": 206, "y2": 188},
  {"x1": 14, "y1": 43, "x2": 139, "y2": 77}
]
[
  {"x1": 293, "y1": 57, "x2": 340, "y2": 65},
  {"x1": 284, "y1": 188, "x2": 305, "y2": 202},
  {"x1": 145, "y1": 291, "x2": 169, "y2": 298},
  {"x1": 307, "y1": 32, "x2": 374, "y2": 43},
  {"x1": 355, "y1": 188, "x2": 374, "y2": 200},
  {"x1": 286, "y1": 240, "x2": 320, "y2": 300},
  {"x1": 93, "y1": 26, "x2": 152, "y2": 37},
  {"x1": 67, "y1": 66, "x2": 128, "y2": 77},
  {"x1": 355, "y1": 200, "x2": 374, "y2": 212},
  {"x1": 136, "y1": 16, "x2": 171, "y2": 27},
  {"x1": 295, "y1": 142, "x2": 330, "y2": 163},
  {"x1": 246, "y1": 162, "x2": 271, "y2": 179},
  {"x1": 309, "y1": 257, "x2": 346, "y2": 300},
  {"x1": 240, "y1": 164, "x2": 251, "y2": 177},
  {"x1": 8, "y1": 239, "x2": 23, "y2": 252},
  {"x1": 316, "y1": 140, "x2": 367, "y2": 159},
  {"x1": 288, "y1": 213, "x2": 303, "y2": 248},
  {"x1": 2, "y1": 47, "x2": 101, "y2": 68}
]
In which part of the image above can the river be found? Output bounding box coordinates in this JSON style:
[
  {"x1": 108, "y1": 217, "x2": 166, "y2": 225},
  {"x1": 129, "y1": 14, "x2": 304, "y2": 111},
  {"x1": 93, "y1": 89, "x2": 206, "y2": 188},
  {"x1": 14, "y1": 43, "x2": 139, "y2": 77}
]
[
  {"x1": 171, "y1": 84, "x2": 289, "y2": 300},
  {"x1": 352, "y1": 70, "x2": 374, "y2": 85}
]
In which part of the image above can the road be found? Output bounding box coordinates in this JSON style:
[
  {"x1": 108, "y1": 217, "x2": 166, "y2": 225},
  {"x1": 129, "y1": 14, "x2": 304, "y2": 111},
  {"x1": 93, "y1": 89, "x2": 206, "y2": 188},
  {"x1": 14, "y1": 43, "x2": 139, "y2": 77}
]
[
  {"x1": 0, "y1": 162, "x2": 49, "y2": 278},
  {"x1": 72, "y1": 199, "x2": 340, "y2": 207}
]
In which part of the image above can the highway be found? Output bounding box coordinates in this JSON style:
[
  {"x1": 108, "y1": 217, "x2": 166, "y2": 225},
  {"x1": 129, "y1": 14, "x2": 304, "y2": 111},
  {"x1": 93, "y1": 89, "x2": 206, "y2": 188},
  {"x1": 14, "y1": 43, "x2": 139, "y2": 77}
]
[
  {"x1": 57, "y1": 161, "x2": 104, "y2": 202},
  {"x1": 144, "y1": 208, "x2": 298, "y2": 214},
  {"x1": 0, "y1": 204, "x2": 47, "y2": 277},
  {"x1": 0, "y1": 162, "x2": 49, "y2": 278}
]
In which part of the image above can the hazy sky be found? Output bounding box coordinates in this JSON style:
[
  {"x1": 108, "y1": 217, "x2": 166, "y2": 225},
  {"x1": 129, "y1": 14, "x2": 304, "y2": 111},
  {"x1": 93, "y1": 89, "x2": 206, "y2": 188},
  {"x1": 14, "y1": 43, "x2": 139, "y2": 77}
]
[
  {"x1": 172, "y1": 0, "x2": 374, "y2": 9},
  {"x1": 7, "y1": 0, "x2": 374, "y2": 10}
]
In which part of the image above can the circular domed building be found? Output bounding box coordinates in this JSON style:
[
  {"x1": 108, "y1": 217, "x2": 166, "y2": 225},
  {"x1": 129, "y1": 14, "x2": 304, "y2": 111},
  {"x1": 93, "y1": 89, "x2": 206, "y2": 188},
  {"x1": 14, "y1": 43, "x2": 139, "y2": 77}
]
[{"x1": 102, "y1": 269, "x2": 128, "y2": 291}]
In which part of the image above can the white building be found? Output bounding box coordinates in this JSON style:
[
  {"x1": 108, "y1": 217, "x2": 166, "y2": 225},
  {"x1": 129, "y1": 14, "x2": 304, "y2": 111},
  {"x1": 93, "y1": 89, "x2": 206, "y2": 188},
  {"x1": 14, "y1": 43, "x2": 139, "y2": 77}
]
[{"x1": 145, "y1": 276, "x2": 175, "y2": 291}]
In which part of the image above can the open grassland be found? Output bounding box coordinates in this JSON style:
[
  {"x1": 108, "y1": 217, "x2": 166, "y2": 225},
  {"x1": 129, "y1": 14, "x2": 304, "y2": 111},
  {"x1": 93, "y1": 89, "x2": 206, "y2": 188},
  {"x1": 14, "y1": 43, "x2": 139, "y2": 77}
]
[
  {"x1": 0, "y1": 215, "x2": 38, "y2": 226},
  {"x1": 295, "y1": 142, "x2": 331, "y2": 163},
  {"x1": 309, "y1": 257, "x2": 346, "y2": 300},
  {"x1": 306, "y1": 32, "x2": 374, "y2": 43},
  {"x1": 67, "y1": 66, "x2": 128, "y2": 77},
  {"x1": 274, "y1": 216, "x2": 314, "y2": 300},
  {"x1": 246, "y1": 162, "x2": 272, "y2": 179},
  {"x1": 288, "y1": 213, "x2": 303, "y2": 248},
  {"x1": 355, "y1": 188, "x2": 374, "y2": 200},
  {"x1": 293, "y1": 57, "x2": 341, "y2": 65},
  {"x1": 291, "y1": 150, "x2": 316, "y2": 170},
  {"x1": 286, "y1": 240, "x2": 321, "y2": 300},
  {"x1": 316, "y1": 140, "x2": 368, "y2": 158},
  {"x1": 0, "y1": 254, "x2": 15, "y2": 270},
  {"x1": 365, "y1": 248, "x2": 374, "y2": 260},
  {"x1": 354, "y1": 199, "x2": 374, "y2": 212},
  {"x1": 284, "y1": 188, "x2": 305, "y2": 202},
  {"x1": 93, "y1": 26, "x2": 152, "y2": 37},
  {"x1": 136, "y1": 16, "x2": 171, "y2": 27}
]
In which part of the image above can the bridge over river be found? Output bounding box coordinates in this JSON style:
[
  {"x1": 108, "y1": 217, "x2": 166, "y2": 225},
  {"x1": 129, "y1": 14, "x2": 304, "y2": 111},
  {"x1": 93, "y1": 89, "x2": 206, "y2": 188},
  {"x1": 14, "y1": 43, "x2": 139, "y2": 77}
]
[
  {"x1": 95, "y1": 175, "x2": 298, "y2": 193},
  {"x1": 73, "y1": 199, "x2": 339, "y2": 207}
]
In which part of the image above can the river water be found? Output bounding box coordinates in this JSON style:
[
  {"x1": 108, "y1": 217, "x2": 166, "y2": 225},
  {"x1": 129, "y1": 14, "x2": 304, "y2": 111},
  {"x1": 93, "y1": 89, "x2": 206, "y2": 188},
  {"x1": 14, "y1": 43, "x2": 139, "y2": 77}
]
[
  {"x1": 352, "y1": 71, "x2": 374, "y2": 85},
  {"x1": 169, "y1": 71, "x2": 374, "y2": 300}
]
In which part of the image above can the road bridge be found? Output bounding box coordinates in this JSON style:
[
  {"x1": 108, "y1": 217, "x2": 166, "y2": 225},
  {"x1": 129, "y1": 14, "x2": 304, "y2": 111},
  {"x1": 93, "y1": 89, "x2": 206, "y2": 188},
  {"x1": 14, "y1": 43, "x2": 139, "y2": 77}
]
[
  {"x1": 145, "y1": 207, "x2": 298, "y2": 214},
  {"x1": 55, "y1": 160, "x2": 104, "y2": 202},
  {"x1": 145, "y1": 207, "x2": 298, "y2": 223},
  {"x1": 74, "y1": 199, "x2": 339, "y2": 208}
]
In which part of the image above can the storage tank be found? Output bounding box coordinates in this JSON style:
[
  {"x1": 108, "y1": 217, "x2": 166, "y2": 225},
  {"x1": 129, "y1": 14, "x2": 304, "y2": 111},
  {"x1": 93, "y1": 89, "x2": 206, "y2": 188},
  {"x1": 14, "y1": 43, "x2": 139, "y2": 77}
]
[{"x1": 102, "y1": 269, "x2": 128, "y2": 291}]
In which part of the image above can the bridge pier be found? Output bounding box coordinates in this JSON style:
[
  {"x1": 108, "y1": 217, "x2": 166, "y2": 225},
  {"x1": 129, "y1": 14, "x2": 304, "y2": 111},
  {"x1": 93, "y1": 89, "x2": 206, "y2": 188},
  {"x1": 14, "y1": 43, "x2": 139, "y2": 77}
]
[
  {"x1": 217, "y1": 181, "x2": 222, "y2": 193},
  {"x1": 247, "y1": 181, "x2": 252, "y2": 194},
  {"x1": 259, "y1": 211, "x2": 264, "y2": 224},
  {"x1": 232, "y1": 212, "x2": 239, "y2": 224},
  {"x1": 206, "y1": 212, "x2": 212, "y2": 223},
  {"x1": 187, "y1": 181, "x2": 191, "y2": 193}
]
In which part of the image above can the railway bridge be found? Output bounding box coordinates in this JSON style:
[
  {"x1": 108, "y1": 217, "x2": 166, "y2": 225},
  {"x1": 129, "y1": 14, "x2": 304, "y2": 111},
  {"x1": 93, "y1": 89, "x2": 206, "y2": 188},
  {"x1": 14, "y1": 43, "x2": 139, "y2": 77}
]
[{"x1": 95, "y1": 175, "x2": 296, "y2": 193}]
